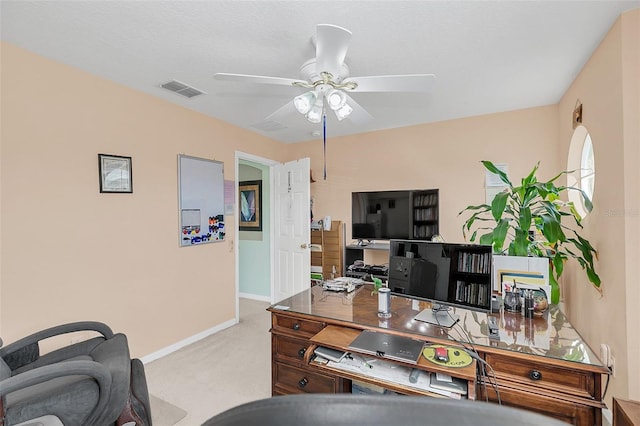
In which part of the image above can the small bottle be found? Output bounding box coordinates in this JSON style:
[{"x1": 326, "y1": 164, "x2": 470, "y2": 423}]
[
  {"x1": 378, "y1": 287, "x2": 392, "y2": 318},
  {"x1": 524, "y1": 290, "x2": 534, "y2": 318}
]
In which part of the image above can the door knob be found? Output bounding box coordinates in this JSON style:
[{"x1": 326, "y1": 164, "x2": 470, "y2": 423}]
[{"x1": 300, "y1": 243, "x2": 310, "y2": 249}]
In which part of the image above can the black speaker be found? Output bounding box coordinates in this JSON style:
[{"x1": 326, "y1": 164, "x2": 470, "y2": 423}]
[
  {"x1": 388, "y1": 257, "x2": 437, "y2": 299},
  {"x1": 407, "y1": 258, "x2": 437, "y2": 299}
]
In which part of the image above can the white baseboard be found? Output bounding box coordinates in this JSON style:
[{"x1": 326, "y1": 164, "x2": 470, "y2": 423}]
[
  {"x1": 239, "y1": 292, "x2": 272, "y2": 303},
  {"x1": 139, "y1": 318, "x2": 238, "y2": 364}
]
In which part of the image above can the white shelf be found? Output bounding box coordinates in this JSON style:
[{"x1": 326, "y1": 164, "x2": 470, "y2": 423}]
[{"x1": 346, "y1": 243, "x2": 390, "y2": 251}]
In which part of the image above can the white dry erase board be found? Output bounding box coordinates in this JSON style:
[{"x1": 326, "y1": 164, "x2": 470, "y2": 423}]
[{"x1": 178, "y1": 154, "x2": 225, "y2": 246}]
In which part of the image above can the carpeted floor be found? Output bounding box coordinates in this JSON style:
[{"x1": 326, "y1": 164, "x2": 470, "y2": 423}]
[
  {"x1": 150, "y1": 394, "x2": 187, "y2": 426},
  {"x1": 145, "y1": 298, "x2": 271, "y2": 425}
]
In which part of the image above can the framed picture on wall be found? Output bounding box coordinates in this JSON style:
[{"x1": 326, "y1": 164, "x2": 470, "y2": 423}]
[
  {"x1": 98, "y1": 154, "x2": 133, "y2": 193},
  {"x1": 239, "y1": 180, "x2": 262, "y2": 231}
]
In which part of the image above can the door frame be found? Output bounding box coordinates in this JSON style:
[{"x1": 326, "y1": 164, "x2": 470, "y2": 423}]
[{"x1": 235, "y1": 151, "x2": 279, "y2": 320}]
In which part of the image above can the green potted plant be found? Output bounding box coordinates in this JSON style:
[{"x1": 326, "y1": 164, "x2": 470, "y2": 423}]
[{"x1": 458, "y1": 161, "x2": 600, "y2": 304}]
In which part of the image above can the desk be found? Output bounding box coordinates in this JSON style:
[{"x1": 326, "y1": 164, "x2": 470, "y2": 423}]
[{"x1": 268, "y1": 284, "x2": 609, "y2": 425}]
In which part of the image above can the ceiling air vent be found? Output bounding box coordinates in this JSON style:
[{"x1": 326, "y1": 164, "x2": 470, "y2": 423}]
[
  {"x1": 252, "y1": 120, "x2": 287, "y2": 132},
  {"x1": 160, "y1": 80, "x2": 206, "y2": 98}
]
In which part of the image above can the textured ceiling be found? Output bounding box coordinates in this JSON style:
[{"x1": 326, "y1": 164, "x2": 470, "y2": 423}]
[{"x1": 2, "y1": 1, "x2": 639, "y2": 143}]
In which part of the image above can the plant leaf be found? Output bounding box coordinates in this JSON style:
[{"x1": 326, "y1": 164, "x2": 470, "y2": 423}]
[
  {"x1": 587, "y1": 268, "x2": 601, "y2": 288},
  {"x1": 491, "y1": 191, "x2": 509, "y2": 222},
  {"x1": 479, "y1": 231, "x2": 494, "y2": 247},
  {"x1": 512, "y1": 228, "x2": 529, "y2": 256},
  {"x1": 552, "y1": 252, "x2": 564, "y2": 278},
  {"x1": 481, "y1": 161, "x2": 512, "y2": 187},
  {"x1": 521, "y1": 162, "x2": 540, "y2": 187},
  {"x1": 458, "y1": 203, "x2": 491, "y2": 215},
  {"x1": 541, "y1": 215, "x2": 566, "y2": 243},
  {"x1": 568, "y1": 202, "x2": 584, "y2": 228},
  {"x1": 519, "y1": 205, "x2": 532, "y2": 233},
  {"x1": 491, "y1": 218, "x2": 510, "y2": 252}
]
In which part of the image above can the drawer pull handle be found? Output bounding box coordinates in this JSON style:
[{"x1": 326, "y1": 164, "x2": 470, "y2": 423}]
[
  {"x1": 298, "y1": 348, "x2": 306, "y2": 358},
  {"x1": 293, "y1": 323, "x2": 301, "y2": 331},
  {"x1": 529, "y1": 370, "x2": 543, "y2": 381},
  {"x1": 298, "y1": 377, "x2": 308, "y2": 388}
]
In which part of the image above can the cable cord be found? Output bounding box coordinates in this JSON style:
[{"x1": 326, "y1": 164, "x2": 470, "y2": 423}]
[
  {"x1": 446, "y1": 312, "x2": 502, "y2": 405},
  {"x1": 602, "y1": 370, "x2": 611, "y2": 400}
]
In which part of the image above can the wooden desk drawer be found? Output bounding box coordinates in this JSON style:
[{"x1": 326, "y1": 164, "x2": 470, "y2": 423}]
[
  {"x1": 485, "y1": 353, "x2": 595, "y2": 399},
  {"x1": 323, "y1": 252, "x2": 341, "y2": 262},
  {"x1": 275, "y1": 362, "x2": 336, "y2": 394},
  {"x1": 274, "y1": 334, "x2": 310, "y2": 363},
  {"x1": 322, "y1": 235, "x2": 340, "y2": 246},
  {"x1": 481, "y1": 380, "x2": 596, "y2": 425},
  {"x1": 273, "y1": 314, "x2": 325, "y2": 338}
]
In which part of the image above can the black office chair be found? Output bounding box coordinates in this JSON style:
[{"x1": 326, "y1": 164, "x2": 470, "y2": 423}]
[
  {"x1": 203, "y1": 394, "x2": 567, "y2": 426},
  {"x1": 0, "y1": 322, "x2": 151, "y2": 426}
]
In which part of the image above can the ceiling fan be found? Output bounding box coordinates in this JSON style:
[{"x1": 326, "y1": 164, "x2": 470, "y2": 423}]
[{"x1": 214, "y1": 24, "x2": 435, "y2": 127}]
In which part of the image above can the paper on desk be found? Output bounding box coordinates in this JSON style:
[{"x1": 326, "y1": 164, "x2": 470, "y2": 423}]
[{"x1": 327, "y1": 355, "x2": 461, "y2": 399}]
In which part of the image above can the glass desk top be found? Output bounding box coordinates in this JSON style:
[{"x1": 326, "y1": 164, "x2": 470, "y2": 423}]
[{"x1": 270, "y1": 284, "x2": 606, "y2": 369}]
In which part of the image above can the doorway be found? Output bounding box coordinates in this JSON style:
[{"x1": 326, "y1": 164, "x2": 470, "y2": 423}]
[
  {"x1": 235, "y1": 152, "x2": 311, "y2": 322},
  {"x1": 236, "y1": 152, "x2": 278, "y2": 320}
]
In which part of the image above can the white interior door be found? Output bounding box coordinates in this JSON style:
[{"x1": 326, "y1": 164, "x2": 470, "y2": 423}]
[{"x1": 273, "y1": 158, "x2": 310, "y2": 303}]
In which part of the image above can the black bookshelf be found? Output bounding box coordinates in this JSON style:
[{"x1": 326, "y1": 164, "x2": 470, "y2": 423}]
[
  {"x1": 448, "y1": 246, "x2": 492, "y2": 310},
  {"x1": 411, "y1": 189, "x2": 439, "y2": 240}
]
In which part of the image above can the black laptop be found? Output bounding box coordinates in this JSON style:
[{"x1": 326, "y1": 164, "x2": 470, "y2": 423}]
[{"x1": 348, "y1": 330, "x2": 425, "y2": 364}]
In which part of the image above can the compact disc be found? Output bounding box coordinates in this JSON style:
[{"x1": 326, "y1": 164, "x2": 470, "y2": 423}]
[{"x1": 422, "y1": 345, "x2": 473, "y2": 368}]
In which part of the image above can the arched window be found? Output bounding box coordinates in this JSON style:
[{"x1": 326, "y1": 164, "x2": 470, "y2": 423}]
[{"x1": 567, "y1": 126, "x2": 595, "y2": 217}]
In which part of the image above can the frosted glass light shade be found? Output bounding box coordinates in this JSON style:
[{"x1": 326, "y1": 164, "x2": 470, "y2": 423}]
[
  {"x1": 293, "y1": 91, "x2": 316, "y2": 114},
  {"x1": 306, "y1": 104, "x2": 323, "y2": 123},
  {"x1": 334, "y1": 103, "x2": 353, "y2": 120},
  {"x1": 326, "y1": 89, "x2": 347, "y2": 111}
]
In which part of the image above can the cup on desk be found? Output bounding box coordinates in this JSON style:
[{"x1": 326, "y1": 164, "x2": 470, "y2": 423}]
[{"x1": 378, "y1": 287, "x2": 392, "y2": 318}]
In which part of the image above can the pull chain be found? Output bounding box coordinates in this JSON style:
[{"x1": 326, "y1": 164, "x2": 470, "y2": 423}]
[{"x1": 323, "y1": 113, "x2": 327, "y2": 180}]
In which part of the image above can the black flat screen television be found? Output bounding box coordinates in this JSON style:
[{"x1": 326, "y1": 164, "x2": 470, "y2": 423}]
[
  {"x1": 351, "y1": 190, "x2": 412, "y2": 242},
  {"x1": 387, "y1": 239, "x2": 493, "y2": 328}
]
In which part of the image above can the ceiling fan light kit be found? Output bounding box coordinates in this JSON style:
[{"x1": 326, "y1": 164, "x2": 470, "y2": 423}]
[
  {"x1": 306, "y1": 101, "x2": 324, "y2": 124},
  {"x1": 293, "y1": 91, "x2": 316, "y2": 114},
  {"x1": 295, "y1": 85, "x2": 354, "y2": 122},
  {"x1": 327, "y1": 89, "x2": 347, "y2": 110},
  {"x1": 334, "y1": 103, "x2": 353, "y2": 121},
  {"x1": 214, "y1": 23, "x2": 435, "y2": 128}
]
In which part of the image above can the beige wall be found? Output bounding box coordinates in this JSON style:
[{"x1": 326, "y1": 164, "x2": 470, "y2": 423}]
[
  {"x1": 620, "y1": 9, "x2": 640, "y2": 401},
  {"x1": 288, "y1": 105, "x2": 560, "y2": 246},
  {"x1": 0, "y1": 42, "x2": 286, "y2": 357},
  {"x1": 558, "y1": 9, "x2": 639, "y2": 403}
]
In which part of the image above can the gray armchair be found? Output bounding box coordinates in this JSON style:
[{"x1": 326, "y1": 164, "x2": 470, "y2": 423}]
[{"x1": 0, "y1": 322, "x2": 151, "y2": 426}]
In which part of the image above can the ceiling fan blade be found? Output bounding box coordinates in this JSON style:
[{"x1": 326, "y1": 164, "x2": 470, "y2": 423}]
[
  {"x1": 262, "y1": 100, "x2": 296, "y2": 123},
  {"x1": 343, "y1": 93, "x2": 374, "y2": 125},
  {"x1": 315, "y1": 24, "x2": 352, "y2": 77},
  {"x1": 349, "y1": 74, "x2": 436, "y2": 92},
  {"x1": 214, "y1": 73, "x2": 305, "y2": 87},
  {"x1": 251, "y1": 100, "x2": 307, "y2": 133}
]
